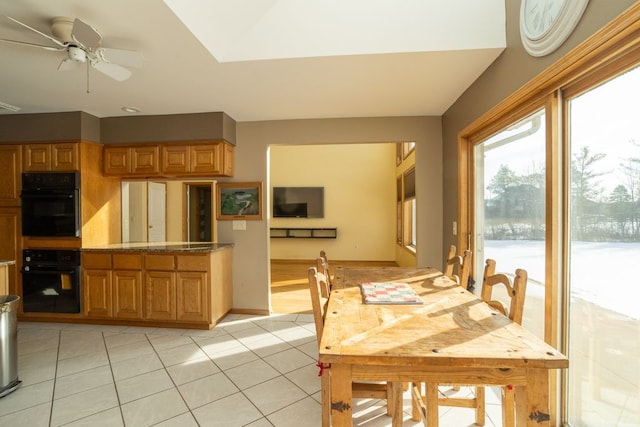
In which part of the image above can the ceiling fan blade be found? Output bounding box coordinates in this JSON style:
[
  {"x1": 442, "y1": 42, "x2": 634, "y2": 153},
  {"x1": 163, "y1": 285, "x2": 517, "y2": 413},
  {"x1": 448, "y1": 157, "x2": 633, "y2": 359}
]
[
  {"x1": 96, "y1": 47, "x2": 143, "y2": 68},
  {"x1": 92, "y1": 61, "x2": 132, "y2": 82},
  {"x1": 0, "y1": 38, "x2": 65, "y2": 51},
  {"x1": 5, "y1": 16, "x2": 65, "y2": 47},
  {"x1": 58, "y1": 58, "x2": 77, "y2": 71},
  {"x1": 71, "y1": 18, "x2": 101, "y2": 50}
]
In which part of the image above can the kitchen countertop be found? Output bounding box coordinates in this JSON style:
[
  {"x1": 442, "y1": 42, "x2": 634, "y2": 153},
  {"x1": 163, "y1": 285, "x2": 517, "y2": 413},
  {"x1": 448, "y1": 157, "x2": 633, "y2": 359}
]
[
  {"x1": 0, "y1": 260, "x2": 16, "y2": 267},
  {"x1": 81, "y1": 242, "x2": 233, "y2": 253}
]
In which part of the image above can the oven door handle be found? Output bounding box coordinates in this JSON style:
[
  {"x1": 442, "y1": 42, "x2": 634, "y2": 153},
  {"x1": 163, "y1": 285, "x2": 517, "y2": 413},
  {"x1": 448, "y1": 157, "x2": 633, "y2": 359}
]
[
  {"x1": 21, "y1": 192, "x2": 76, "y2": 199},
  {"x1": 21, "y1": 269, "x2": 77, "y2": 275}
]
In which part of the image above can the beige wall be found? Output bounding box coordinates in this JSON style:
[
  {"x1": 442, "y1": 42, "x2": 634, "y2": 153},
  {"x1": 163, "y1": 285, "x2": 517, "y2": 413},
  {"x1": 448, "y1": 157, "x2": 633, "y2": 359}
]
[
  {"x1": 223, "y1": 116, "x2": 442, "y2": 312},
  {"x1": 441, "y1": 0, "x2": 637, "y2": 259},
  {"x1": 270, "y1": 143, "x2": 396, "y2": 261}
]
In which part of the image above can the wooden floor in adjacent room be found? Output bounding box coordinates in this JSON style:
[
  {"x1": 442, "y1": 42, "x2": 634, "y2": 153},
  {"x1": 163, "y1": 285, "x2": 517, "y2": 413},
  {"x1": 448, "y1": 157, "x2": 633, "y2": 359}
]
[{"x1": 270, "y1": 259, "x2": 397, "y2": 314}]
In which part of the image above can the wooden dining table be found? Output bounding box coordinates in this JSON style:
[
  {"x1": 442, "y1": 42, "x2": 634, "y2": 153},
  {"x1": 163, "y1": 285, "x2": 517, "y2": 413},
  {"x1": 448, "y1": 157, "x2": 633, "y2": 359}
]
[{"x1": 319, "y1": 266, "x2": 568, "y2": 427}]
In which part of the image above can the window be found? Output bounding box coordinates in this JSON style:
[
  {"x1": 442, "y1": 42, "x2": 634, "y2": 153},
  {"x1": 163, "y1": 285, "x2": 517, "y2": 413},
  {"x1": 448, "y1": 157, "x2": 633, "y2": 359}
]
[
  {"x1": 403, "y1": 168, "x2": 416, "y2": 248},
  {"x1": 565, "y1": 64, "x2": 640, "y2": 427},
  {"x1": 473, "y1": 110, "x2": 546, "y2": 338},
  {"x1": 458, "y1": 9, "x2": 640, "y2": 424},
  {"x1": 396, "y1": 176, "x2": 402, "y2": 243}
]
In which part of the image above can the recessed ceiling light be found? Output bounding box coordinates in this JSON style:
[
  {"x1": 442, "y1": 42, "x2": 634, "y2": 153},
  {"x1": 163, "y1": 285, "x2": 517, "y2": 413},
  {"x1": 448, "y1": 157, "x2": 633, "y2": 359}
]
[{"x1": 122, "y1": 106, "x2": 141, "y2": 113}]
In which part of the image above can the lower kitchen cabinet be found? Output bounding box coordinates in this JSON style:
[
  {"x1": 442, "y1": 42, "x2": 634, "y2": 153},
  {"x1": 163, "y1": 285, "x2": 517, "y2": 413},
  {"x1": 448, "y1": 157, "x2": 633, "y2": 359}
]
[
  {"x1": 113, "y1": 270, "x2": 143, "y2": 319},
  {"x1": 81, "y1": 246, "x2": 232, "y2": 329},
  {"x1": 0, "y1": 208, "x2": 21, "y2": 298},
  {"x1": 176, "y1": 271, "x2": 208, "y2": 322},
  {"x1": 83, "y1": 268, "x2": 112, "y2": 318},
  {"x1": 145, "y1": 271, "x2": 176, "y2": 320}
]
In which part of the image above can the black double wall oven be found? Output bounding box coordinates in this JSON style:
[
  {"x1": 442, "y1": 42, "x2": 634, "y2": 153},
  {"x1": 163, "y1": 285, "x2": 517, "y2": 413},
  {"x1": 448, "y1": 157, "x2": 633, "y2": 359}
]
[
  {"x1": 21, "y1": 172, "x2": 81, "y2": 238},
  {"x1": 20, "y1": 172, "x2": 82, "y2": 313}
]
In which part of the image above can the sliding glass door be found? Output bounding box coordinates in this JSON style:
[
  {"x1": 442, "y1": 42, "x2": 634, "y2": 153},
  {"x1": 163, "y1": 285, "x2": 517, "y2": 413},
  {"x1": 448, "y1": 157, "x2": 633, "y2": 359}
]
[
  {"x1": 473, "y1": 110, "x2": 546, "y2": 338},
  {"x1": 566, "y1": 65, "x2": 640, "y2": 426}
]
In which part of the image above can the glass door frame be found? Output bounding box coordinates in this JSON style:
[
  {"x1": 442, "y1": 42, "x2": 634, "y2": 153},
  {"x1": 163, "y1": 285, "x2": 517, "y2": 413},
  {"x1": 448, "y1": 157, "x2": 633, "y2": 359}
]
[{"x1": 455, "y1": 6, "x2": 640, "y2": 423}]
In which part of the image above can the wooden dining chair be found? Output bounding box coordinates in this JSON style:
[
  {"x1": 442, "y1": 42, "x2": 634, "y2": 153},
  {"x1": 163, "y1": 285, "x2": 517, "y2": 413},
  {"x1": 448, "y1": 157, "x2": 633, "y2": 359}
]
[
  {"x1": 411, "y1": 259, "x2": 528, "y2": 427},
  {"x1": 308, "y1": 267, "x2": 403, "y2": 426},
  {"x1": 316, "y1": 251, "x2": 332, "y2": 298},
  {"x1": 443, "y1": 245, "x2": 472, "y2": 291}
]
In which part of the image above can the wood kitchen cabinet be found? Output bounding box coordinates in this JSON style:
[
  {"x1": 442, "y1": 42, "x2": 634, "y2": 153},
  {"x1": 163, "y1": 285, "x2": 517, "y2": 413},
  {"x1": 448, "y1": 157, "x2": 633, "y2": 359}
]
[
  {"x1": 83, "y1": 268, "x2": 112, "y2": 318},
  {"x1": 103, "y1": 145, "x2": 160, "y2": 176},
  {"x1": 112, "y1": 254, "x2": 144, "y2": 319},
  {"x1": 0, "y1": 145, "x2": 22, "y2": 206},
  {"x1": 145, "y1": 271, "x2": 176, "y2": 320},
  {"x1": 0, "y1": 262, "x2": 10, "y2": 296},
  {"x1": 83, "y1": 252, "x2": 144, "y2": 320},
  {"x1": 23, "y1": 142, "x2": 79, "y2": 172},
  {"x1": 104, "y1": 140, "x2": 234, "y2": 178},
  {"x1": 145, "y1": 253, "x2": 208, "y2": 322},
  {"x1": 82, "y1": 253, "x2": 113, "y2": 318},
  {"x1": 161, "y1": 141, "x2": 234, "y2": 177},
  {"x1": 0, "y1": 208, "x2": 21, "y2": 298},
  {"x1": 81, "y1": 245, "x2": 232, "y2": 329}
]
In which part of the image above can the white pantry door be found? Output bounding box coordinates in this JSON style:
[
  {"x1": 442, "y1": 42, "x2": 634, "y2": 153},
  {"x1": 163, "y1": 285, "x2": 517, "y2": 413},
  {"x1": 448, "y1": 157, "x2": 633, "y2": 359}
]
[{"x1": 147, "y1": 181, "x2": 166, "y2": 242}]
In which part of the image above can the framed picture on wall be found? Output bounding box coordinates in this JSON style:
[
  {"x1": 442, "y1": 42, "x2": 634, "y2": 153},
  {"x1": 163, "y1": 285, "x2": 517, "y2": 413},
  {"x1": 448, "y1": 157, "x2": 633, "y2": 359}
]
[{"x1": 217, "y1": 182, "x2": 263, "y2": 220}]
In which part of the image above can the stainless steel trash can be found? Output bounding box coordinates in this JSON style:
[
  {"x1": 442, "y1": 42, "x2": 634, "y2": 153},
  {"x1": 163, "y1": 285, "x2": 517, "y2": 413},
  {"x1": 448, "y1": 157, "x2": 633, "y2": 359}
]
[{"x1": 0, "y1": 295, "x2": 21, "y2": 398}]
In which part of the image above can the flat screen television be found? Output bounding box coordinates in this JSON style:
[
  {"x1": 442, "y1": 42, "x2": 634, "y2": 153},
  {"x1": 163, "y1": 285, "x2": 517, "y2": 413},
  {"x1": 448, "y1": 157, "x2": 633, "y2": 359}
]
[{"x1": 273, "y1": 187, "x2": 324, "y2": 218}]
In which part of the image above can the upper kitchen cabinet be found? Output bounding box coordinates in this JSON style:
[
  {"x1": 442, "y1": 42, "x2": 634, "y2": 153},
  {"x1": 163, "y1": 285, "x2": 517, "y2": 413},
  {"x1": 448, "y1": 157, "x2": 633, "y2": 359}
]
[
  {"x1": 0, "y1": 145, "x2": 22, "y2": 206},
  {"x1": 103, "y1": 145, "x2": 160, "y2": 177},
  {"x1": 161, "y1": 141, "x2": 234, "y2": 177},
  {"x1": 104, "y1": 141, "x2": 234, "y2": 178},
  {"x1": 23, "y1": 142, "x2": 79, "y2": 172}
]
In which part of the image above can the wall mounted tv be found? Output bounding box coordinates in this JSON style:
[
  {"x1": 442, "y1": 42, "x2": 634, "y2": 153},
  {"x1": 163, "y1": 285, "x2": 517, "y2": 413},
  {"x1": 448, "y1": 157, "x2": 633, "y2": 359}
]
[{"x1": 273, "y1": 187, "x2": 324, "y2": 218}]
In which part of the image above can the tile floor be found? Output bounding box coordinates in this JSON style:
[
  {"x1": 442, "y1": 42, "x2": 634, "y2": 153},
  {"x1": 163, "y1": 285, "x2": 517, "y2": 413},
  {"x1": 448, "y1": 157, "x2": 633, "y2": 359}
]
[{"x1": 0, "y1": 314, "x2": 505, "y2": 426}]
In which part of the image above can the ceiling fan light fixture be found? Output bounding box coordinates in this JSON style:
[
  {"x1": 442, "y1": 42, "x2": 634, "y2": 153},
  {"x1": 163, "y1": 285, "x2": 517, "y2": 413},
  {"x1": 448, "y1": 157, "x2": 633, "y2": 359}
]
[
  {"x1": 67, "y1": 45, "x2": 86, "y2": 63},
  {"x1": 122, "y1": 106, "x2": 141, "y2": 113}
]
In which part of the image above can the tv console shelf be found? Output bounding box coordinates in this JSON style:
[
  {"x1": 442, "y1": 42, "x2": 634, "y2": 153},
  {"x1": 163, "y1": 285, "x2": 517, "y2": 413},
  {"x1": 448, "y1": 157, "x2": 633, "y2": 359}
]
[{"x1": 270, "y1": 227, "x2": 337, "y2": 239}]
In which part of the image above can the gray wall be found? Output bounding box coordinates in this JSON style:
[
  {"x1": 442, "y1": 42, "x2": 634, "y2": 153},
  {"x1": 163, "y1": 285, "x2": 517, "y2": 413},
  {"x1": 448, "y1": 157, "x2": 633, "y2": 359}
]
[
  {"x1": 441, "y1": 0, "x2": 636, "y2": 253},
  {"x1": 0, "y1": 111, "x2": 100, "y2": 142}
]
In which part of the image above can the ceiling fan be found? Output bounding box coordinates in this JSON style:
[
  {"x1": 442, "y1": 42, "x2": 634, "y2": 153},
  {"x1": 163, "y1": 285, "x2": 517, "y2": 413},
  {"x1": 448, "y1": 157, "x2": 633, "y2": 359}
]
[{"x1": 0, "y1": 16, "x2": 142, "y2": 83}]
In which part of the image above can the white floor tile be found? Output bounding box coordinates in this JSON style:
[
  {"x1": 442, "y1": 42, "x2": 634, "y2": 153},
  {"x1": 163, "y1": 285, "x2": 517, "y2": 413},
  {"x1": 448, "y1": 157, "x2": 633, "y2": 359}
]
[
  {"x1": 156, "y1": 342, "x2": 208, "y2": 367},
  {"x1": 110, "y1": 352, "x2": 164, "y2": 381},
  {"x1": 17, "y1": 348, "x2": 58, "y2": 385},
  {"x1": 177, "y1": 371, "x2": 239, "y2": 409},
  {"x1": 50, "y1": 383, "x2": 119, "y2": 427},
  {"x1": 120, "y1": 388, "x2": 189, "y2": 426},
  {"x1": 262, "y1": 347, "x2": 316, "y2": 374},
  {"x1": 106, "y1": 339, "x2": 155, "y2": 363},
  {"x1": 153, "y1": 411, "x2": 200, "y2": 426},
  {"x1": 243, "y1": 375, "x2": 308, "y2": 415},
  {"x1": 224, "y1": 358, "x2": 281, "y2": 390},
  {"x1": 115, "y1": 369, "x2": 175, "y2": 404},
  {"x1": 62, "y1": 407, "x2": 124, "y2": 426},
  {"x1": 148, "y1": 334, "x2": 194, "y2": 351},
  {"x1": 208, "y1": 343, "x2": 260, "y2": 371},
  {"x1": 284, "y1": 363, "x2": 321, "y2": 395},
  {"x1": 54, "y1": 365, "x2": 114, "y2": 399},
  {"x1": 56, "y1": 350, "x2": 109, "y2": 378},
  {"x1": 166, "y1": 357, "x2": 220, "y2": 385},
  {"x1": 266, "y1": 396, "x2": 322, "y2": 427},
  {"x1": 103, "y1": 332, "x2": 148, "y2": 349},
  {"x1": 191, "y1": 392, "x2": 263, "y2": 427},
  {"x1": 0, "y1": 380, "x2": 54, "y2": 417},
  {"x1": 0, "y1": 401, "x2": 51, "y2": 427}
]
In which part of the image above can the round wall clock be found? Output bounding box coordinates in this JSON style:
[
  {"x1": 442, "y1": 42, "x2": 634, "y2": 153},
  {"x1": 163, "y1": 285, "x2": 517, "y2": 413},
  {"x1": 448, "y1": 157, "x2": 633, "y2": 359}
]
[{"x1": 520, "y1": 0, "x2": 590, "y2": 57}]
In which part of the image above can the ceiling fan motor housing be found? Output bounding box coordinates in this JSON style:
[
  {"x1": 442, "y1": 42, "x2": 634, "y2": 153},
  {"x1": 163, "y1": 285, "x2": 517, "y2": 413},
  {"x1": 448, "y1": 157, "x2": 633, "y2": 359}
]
[{"x1": 51, "y1": 17, "x2": 74, "y2": 43}]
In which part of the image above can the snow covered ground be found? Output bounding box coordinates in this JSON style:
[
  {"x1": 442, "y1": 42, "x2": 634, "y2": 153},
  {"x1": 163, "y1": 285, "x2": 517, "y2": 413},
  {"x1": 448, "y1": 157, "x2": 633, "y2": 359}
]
[{"x1": 484, "y1": 240, "x2": 638, "y2": 320}]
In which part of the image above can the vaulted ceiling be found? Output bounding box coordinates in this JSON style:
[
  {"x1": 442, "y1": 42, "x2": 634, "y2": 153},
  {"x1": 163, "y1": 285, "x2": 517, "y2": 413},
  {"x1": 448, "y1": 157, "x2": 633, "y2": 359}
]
[{"x1": 0, "y1": 0, "x2": 505, "y2": 121}]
